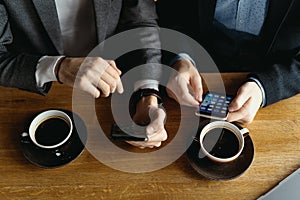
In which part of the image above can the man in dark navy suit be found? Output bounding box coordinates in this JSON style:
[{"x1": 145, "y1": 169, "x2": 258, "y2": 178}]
[{"x1": 157, "y1": 0, "x2": 300, "y2": 123}]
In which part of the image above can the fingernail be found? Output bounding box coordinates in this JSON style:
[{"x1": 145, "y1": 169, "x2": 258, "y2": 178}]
[
  {"x1": 95, "y1": 91, "x2": 100, "y2": 98},
  {"x1": 148, "y1": 127, "x2": 154, "y2": 135},
  {"x1": 117, "y1": 85, "x2": 124, "y2": 94},
  {"x1": 196, "y1": 95, "x2": 202, "y2": 102}
]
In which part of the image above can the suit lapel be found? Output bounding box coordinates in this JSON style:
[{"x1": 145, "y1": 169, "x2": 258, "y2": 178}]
[
  {"x1": 93, "y1": 0, "x2": 111, "y2": 43},
  {"x1": 261, "y1": 0, "x2": 296, "y2": 54},
  {"x1": 32, "y1": 0, "x2": 63, "y2": 54}
]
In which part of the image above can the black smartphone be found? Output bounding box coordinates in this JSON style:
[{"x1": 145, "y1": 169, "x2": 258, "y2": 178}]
[
  {"x1": 195, "y1": 92, "x2": 234, "y2": 120},
  {"x1": 110, "y1": 123, "x2": 148, "y2": 141}
]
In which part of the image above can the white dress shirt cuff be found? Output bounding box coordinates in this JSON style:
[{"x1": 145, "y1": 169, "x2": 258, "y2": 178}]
[
  {"x1": 134, "y1": 80, "x2": 159, "y2": 91},
  {"x1": 169, "y1": 53, "x2": 196, "y2": 67},
  {"x1": 35, "y1": 56, "x2": 65, "y2": 87},
  {"x1": 248, "y1": 77, "x2": 266, "y2": 107}
]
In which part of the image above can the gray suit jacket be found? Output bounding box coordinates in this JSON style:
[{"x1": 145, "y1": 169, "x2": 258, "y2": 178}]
[{"x1": 0, "y1": 0, "x2": 161, "y2": 94}]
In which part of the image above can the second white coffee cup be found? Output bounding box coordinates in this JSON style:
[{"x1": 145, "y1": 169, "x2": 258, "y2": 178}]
[{"x1": 198, "y1": 121, "x2": 249, "y2": 163}]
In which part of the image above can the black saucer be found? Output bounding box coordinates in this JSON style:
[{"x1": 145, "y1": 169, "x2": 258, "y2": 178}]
[
  {"x1": 20, "y1": 110, "x2": 87, "y2": 168},
  {"x1": 186, "y1": 119, "x2": 254, "y2": 181}
]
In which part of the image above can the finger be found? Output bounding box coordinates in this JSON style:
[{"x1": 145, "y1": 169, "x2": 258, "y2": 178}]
[
  {"x1": 126, "y1": 141, "x2": 161, "y2": 148},
  {"x1": 81, "y1": 81, "x2": 101, "y2": 98},
  {"x1": 148, "y1": 107, "x2": 166, "y2": 126},
  {"x1": 147, "y1": 128, "x2": 168, "y2": 143},
  {"x1": 125, "y1": 141, "x2": 145, "y2": 148},
  {"x1": 176, "y1": 78, "x2": 200, "y2": 107},
  {"x1": 190, "y1": 73, "x2": 203, "y2": 102},
  {"x1": 125, "y1": 139, "x2": 160, "y2": 148},
  {"x1": 125, "y1": 140, "x2": 141, "y2": 146},
  {"x1": 97, "y1": 79, "x2": 110, "y2": 97},
  {"x1": 143, "y1": 141, "x2": 162, "y2": 148},
  {"x1": 101, "y1": 72, "x2": 117, "y2": 93},
  {"x1": 104, "y1": 64, "x2": 124, "y2": 94},
  {"x1": 116, "y1": 79, "x2": 124, "y2": 94},
  {"x1": 180, "y1": 88, "x2": 201, "y2": 107},
  {"x1": 131, "y1": 140, "x2": 163, "y2": 148},
  {"x1": 146, "y1": 117, "x2": 167, "y2": 146},
  {"x1": 146, "y1": 122, "x2": 163, "y2": 138},
  {"x1": 227, "y1": 98, "x2": 252, "y2": 123},
  {"x1": 105, "y1": 65, "x2": 121, "y2": 80},
  {"x1": 146, "y1": 108, "x2": 167, "y2": 142},
  {"x1": 228, "y1": 87, "x2": 251, "y2": 112},
  {"x1": 106, "y1": 60, "x2": 122, "y2": 75}
]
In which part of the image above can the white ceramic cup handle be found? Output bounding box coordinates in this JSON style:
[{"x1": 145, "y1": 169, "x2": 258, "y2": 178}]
[
  {"x1": 20, "y1": 132, "x2": 30, "y2": 143},
  {"x1": 21, "y1": 132, "x2": 29, "y2": 137},
  {"x1": 240, "y1": 128, "x2": 249, "y2": 136}
]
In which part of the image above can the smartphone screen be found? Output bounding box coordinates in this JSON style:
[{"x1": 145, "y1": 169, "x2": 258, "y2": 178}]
[{"x1": 196, "y1": 92, "x2": 234, "y2": 120}]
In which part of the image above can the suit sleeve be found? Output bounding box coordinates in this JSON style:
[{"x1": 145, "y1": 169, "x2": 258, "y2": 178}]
[
  {"x1": 0, "y1": 3, "x2": 50, "y2": 95},
  {"x1": 116, "y1": 0, "x2": 162, "y2": 84},
  {"x1": 250, "y1": 4, "x2": 300, "y2": 107},
  {"x1": 251, "y1": 50, "x2": 300, "y2": 106}
]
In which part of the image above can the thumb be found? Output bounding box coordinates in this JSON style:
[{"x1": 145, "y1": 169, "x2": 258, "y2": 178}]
[
  {"x1": 146, "y1": 107, "x2": 166, "y2": 135},
  {"x1": 178, "y1": 78, "x2": 200, "y2": 107},
  {"x1": 228, "y1": 86, "x2": 251, "y2": 112},
  {"x1": 116, "y1": 79, "x2": 124, "y2": 94},
  {"x1": 190, "y1": 74, "x2": 203, "y2": 102}
]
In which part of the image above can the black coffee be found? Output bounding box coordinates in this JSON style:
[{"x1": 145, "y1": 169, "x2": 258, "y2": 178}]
[
  {"x1": 35, "y1": 117, "x2": 70, "y2": 146},
  {"x1": 203, "y1": 128, "x2": 239, "y2": 158}
]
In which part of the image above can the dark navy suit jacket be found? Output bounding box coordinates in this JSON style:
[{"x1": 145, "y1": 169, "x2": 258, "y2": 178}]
[{"x1": 157, "y1": 0, "x2": 300, "y2": 106}]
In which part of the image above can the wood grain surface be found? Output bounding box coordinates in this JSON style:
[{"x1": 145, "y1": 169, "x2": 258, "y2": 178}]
[{"x1": 0, "y1": 73, "x2": 299, "y2": 200}]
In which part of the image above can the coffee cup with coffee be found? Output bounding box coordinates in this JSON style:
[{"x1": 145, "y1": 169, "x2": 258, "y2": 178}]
[
  {"x1": 21, "y1": 110, "x2": 73, "y2": 151},
  {"x1": 197, "y1": 121, "x2": 249, "y2": 163}
]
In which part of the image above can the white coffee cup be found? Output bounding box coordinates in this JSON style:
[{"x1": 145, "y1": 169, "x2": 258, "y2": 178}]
[
  {"x1": 21, "y1": 110, "x2": 73, "y2": 149},
  {"x1": 198, "y1": 121, "x2": 249, "y2": 163}
]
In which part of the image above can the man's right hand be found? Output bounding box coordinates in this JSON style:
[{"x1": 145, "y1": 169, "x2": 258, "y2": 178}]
[
  {"x1": 57, "y1": 57, "x2": 124, "y2": 98},
  {"x1": 166, "y1": 58, "x2": 203, "y2": 107}
]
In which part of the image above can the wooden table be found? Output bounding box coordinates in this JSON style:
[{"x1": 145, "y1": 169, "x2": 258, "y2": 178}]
[{"x1": 0, "y1": 73, "x2": 299, "y2": 199}]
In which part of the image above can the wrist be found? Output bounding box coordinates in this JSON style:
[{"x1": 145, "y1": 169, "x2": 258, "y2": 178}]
[
  {"x1": 247, "y1": 77, "x2": 266, "y2": 107},
  {"x1": 170, "y1": 53, "x2": 196, "y2": 68},
  {"x1": 130, "y1": 88, "x2": 162, "y2": 118},
  {"x1": 135, "y1": 96, "x2": 159, "y2": 125},
  {"x1": 137, "y1": 95, "x2": 158, "y2": 109},
  {"x1": 54, "y1": 56, "x2": 67, "y2": 84},
  {"x1": 173, "y1": 58, "x2": 193, "y2": 71}
]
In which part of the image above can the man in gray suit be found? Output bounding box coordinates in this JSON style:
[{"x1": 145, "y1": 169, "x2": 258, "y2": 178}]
[{"x1": 0, "y1": 0, "x2": 167, "y2": 148}]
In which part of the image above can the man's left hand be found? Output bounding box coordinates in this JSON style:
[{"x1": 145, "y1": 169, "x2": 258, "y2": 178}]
[
  {"x1": 227, "y1": 81, "x2": 263, "y2": 124},
  {"x1": 128, "y1": 96, "x2": 167, "y2": 148}
]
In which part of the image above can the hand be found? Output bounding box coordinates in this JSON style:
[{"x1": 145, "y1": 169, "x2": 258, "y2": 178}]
[
  {"x1": 127, "y1": 96, "x2": 167, "y2": 148},
  {"x1": 166, "y1": 58, "x2": 202, "y2": 107},
  {"x1": 57, "y1": 57, "x2": 124, "y2": 98},
  {"x1": 227, "y1": 81, "x2": 263, "y2": 124}
]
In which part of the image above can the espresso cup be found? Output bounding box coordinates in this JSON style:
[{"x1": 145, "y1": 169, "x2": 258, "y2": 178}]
[
  {"x1": 198, "y1": 121, "x2": 249, "y2": 163},
  {"x1": 22, "y1": 110, "x2": 73, "y2": 149}
]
